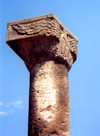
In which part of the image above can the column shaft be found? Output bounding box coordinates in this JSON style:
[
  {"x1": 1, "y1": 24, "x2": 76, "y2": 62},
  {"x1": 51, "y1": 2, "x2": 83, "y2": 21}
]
[{"x1": 28, "y1": 61, "x2": 70, "y2": 136}]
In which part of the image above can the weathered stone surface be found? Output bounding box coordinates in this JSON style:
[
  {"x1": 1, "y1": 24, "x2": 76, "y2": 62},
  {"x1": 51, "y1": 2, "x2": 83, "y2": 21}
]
[
  {"x1": 6, "y1": 14, "x2": 78, "y2": 136},
  {"x1": 29, "y1": 61, "x2": 70, "y2": 136},
  {"x1": 6, "y1": 14, "x2": 78, "y2": 71}
]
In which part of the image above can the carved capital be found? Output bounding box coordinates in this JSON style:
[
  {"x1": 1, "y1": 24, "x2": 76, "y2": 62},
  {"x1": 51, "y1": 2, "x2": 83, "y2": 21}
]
[{"x1": 6, "y1": 14, "x2": 78, "y2": 71}]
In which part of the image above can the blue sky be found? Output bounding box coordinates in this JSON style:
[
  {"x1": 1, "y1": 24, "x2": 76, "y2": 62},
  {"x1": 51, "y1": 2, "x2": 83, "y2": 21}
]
[{"x1": 0, "y1": 0, "x2": 100, "y2": 136}]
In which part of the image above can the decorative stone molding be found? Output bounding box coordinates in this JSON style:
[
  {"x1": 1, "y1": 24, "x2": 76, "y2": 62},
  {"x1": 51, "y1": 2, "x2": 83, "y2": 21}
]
[{"x1": 6, "y1": 14, "x2": 78, "y2": 71}]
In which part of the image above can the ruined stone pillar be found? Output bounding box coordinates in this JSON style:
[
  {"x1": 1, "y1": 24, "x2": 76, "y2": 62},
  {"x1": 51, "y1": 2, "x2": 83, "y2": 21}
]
[{"x1": 6, "y1": 14, "x2": 78, "y2": 136}]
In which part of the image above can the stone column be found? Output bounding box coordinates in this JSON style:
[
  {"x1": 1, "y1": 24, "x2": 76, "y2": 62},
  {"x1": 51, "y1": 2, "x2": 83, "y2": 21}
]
[{"x1": 6, "y1": 14, "x2": 78, "y2": 136}]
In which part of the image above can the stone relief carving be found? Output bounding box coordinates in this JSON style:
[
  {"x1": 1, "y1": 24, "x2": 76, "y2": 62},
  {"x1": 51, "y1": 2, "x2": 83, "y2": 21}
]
[
  {"x1": 8, "y1": 15, "x2": 77, "y2": 71},
  {"x1": 12, "y1": 18, "x2": 62, "y2": 39}
]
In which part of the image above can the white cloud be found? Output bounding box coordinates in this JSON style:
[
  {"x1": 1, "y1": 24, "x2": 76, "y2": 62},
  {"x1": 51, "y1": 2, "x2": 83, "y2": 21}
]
[
  {"x1": 0, "y1": 102, "x2": 3, "y2": 106},
  {"x1": 6, "y1": 100, "x2": 23, "y2": 109},
  {"x1": 0, "y1": 100, "x2": 24, "y2": 115},
  {"x1": 0, "y1": 111, "x2": 7, "y2": 115}
]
